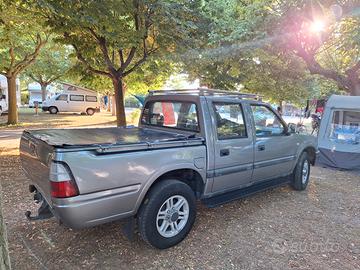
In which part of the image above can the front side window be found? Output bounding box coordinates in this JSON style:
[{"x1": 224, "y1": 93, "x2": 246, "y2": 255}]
[
  {"x1": 70, "y1": 95, "x2": 84, "y2": 102},
  {"x1": 213, "y1": 103, "x2": 247, "y2": 139},
  {"x1": 251, "y1": 105, "x2": 285, "y2": 137},
  {"x1": 329, "y1": 110, "x2": 360, "y2": 144},
  {"x1": 56, "y1": 94, "x2": 67, "y2": 101},
  {"x1": 141, "y1": 101, "x2": 199, "y2": 132}
]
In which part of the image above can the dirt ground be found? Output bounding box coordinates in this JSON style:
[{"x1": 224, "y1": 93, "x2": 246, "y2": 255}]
[{"x1": 0, "y1": 111, "x2": 359, "y2": 270}]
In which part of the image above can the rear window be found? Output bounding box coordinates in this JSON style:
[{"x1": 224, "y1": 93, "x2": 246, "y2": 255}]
[
  {"x1": 70, "y1": 95, "x2": 84, "y2": 101},
  {"x1": 141, "y1": 101, "x2": 199, "y2": 132},
  {"x1": 85, "y1": 95, "x2": 97, "y2": 102}
]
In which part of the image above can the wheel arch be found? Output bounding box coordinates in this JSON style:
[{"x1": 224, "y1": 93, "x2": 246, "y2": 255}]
[
  {"x1": 134, "y1": 166, "x2": 205, "y2": 214},
  {"x1": 303, "y1": 146, "x2": 317, "y2": 165}
]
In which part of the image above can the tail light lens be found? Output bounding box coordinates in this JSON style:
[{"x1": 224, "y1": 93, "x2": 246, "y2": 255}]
[
  {"x1": 50, "y1": 162, "x2": 79, "y2": 198},
  {"x1": 50, "y1": 180, "x2": 79, "y2": 198}
]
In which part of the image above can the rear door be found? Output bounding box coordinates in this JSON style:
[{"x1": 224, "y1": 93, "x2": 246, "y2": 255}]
[
  {"x1": 250, "y1": 104, "x2": 297, "y2": 183},
  {"x1": 210, "y1": 100, "x2": 254, "y2": 193}
]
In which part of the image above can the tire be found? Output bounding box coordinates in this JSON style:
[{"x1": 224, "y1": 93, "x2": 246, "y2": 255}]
[
  {"x1": 138, "y1": 179, "x2": 196, "y2": 249},
  {"x1": 291, "y1": 152, "x2": 310, "y2": 191},
  {"x1": 49, "y1": 107, "x2": 58, "y2": 114},
  {"x1": 86, "y1": 108, "x2": 95, "y2": 116}
]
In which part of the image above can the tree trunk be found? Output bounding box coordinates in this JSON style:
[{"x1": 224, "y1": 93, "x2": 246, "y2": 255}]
[
  {"x1": 350, "y1": 82, "x2": 360, "y2": 96},
  {"x1": 6, "y1": 76, "x2": 18, "y2": 125},
  {"x1": 112, "y1": 78, "x2": 126, "y2": 126},
  {"x1": 111, "y1": 95, "x2": 116, "y2": 116},
  {"x1": 107, "y1": 94, "x2": 111, "y2": 112},
  {"x1": 40, "y1": 84, "x2": 47, "y2": 101}
]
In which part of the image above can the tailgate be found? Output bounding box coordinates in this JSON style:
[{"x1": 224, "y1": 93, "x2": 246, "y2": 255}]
[{"x1": 20, "y1": 131, "x2": 54, "y2": 204}]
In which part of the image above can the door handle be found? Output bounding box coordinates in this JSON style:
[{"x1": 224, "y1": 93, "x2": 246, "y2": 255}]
[
  {"x1": 220, "y1": 149, "x2": 230, "y2": 156},
  {"x1": 258, "y1": 144, "x2": 265, "y2": 151}
]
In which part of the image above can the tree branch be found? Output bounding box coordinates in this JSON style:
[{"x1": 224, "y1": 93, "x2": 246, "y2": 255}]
[
  {"x1": 119, "y1": 47, "x2": 137, "y2": 73},
  {"x1": 119, "y1": 50, "x2": 124, "y2": 65},
  {"x1": 295, "y1": 45, "x2": 351, "y2": 90},
  {"x1": 87, "y1": 27, "x2": 116, "y2": 74},
  {"x1": 72, "y1": 43, "x2": 112, "y2": 78},
  {"x1": 346, "y1": 59, "x2": 360, "y2": 75},
  {"x1": 12, "y1": 34, "x2": 48, "y2": 75},
  {"x1": 123, "y1": 47, "x2": 158, "y2": 77}
]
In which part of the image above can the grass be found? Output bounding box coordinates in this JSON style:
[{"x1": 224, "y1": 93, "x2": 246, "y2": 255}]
[{"x1": 0, "y1": 107, "x2": 139, "y2": 130}]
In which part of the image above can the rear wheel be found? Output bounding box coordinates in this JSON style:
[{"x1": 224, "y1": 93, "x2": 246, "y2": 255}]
[
  {"x1": 291, "y1": 152, "x2": 310, "y2": 191},
  {"x1": 86, "y1": 108, "x2": 95, "y2": 116},
  {"x1": 138, "y1": 179, "x2": 196, "y2": 249},
  {"x1": 49, "y1": 106, "x2": 58, "y2": 114}
]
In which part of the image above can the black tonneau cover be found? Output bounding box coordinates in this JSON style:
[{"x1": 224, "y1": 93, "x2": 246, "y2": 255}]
[{"x1": 24, "y1": 127, "x2": 201, "y2": 149}]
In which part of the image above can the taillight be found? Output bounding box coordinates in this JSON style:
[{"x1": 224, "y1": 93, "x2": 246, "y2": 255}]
[
  {"x1": 50, "y1": 180, "x2": 79, "y2": 198},
  {"x1": 50, "y1": 162, "x2": 79, "y2": 198}
]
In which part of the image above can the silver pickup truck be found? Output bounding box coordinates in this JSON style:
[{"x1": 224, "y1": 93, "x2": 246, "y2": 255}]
[{"x1": 20, "y1": 89, "x2": 317, "y2": 249}]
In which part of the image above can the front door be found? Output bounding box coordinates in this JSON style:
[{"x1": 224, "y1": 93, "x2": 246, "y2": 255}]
[
  {"x1": 54, "y1": 94, "x2": 69, "y2": 112},
  {"x1": 250, "y1": 104, "x2": 297, "y2": 183},
  {"x1": 211, "y1": 102, "x2": 254, "y2": 193}
]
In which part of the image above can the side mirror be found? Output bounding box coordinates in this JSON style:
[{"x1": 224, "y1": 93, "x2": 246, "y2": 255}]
[{"x1": 288, "y1": 123, "x2": 297, "y2": 134}]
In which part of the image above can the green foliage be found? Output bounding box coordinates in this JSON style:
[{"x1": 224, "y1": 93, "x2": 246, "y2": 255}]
[
  {"x1": 0, "y1": 0, "x2": 48, "y2": 76},
  {"x1": 25, "y1": 41, "x2": 73, "y2": 85}
]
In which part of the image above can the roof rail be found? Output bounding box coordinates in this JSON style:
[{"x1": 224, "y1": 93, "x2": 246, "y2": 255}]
[{"x1": 148, "y1": 88, "x2": 260, "y2": 99}]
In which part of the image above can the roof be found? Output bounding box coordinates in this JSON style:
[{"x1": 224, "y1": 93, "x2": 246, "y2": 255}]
[
  {"x1": 326, "y1": 95, "x2": 360, "y2": 110},
  {"x1": 61, "y1": 82, "x2": 97, "y2": 93}
]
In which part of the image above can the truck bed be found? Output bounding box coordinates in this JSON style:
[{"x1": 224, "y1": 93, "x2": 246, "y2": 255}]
[{"x1": 24, "y1": 126, "x2": 201, "y2": 149}]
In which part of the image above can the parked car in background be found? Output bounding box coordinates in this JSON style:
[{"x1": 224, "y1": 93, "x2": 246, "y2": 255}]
[
  {"x1": 42, "y1": 89, "x2": 100, "y2": 115},
  {"x1": 20, "y1": 88, "x2": 317, "y2": 249}
]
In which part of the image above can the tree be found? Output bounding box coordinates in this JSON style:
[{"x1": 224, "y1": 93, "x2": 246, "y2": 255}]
[
  {"x1": 26, "y1": 42, "x2": 72, "y2": 101},
  {"x1": 272, "y1": 1, "x2": 360, "y2": 95},
  {"x1": 183, "y1": 0, "x2": 313, "y2": 104},
  {"x1": 39, "y1": 0, "x2": 202, "y2": 126},
  {"x1": 0, "y1": 0, "x2": 48, "y2": 124}
]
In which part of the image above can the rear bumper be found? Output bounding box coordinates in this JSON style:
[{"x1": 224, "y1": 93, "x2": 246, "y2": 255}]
[
  {"x1": 42, "y1": 106, "x2": 49, "y2": 112},
  {"x1": 51, "y1": 184, "x2": 141, "y2": 229}
]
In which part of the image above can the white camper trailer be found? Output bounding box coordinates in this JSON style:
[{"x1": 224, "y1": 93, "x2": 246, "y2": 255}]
[
  {"x1": 42, "y1": 83, "x2": 100, "y2": 115},
  {"x1": 28, "y1": 82, "x2": 54, "y2": 108},
  {"x1": 0, "y1": 75, "x2": 21, "y2": 115},
  {"x1": 317, "y1": 95, "x2": 360, "y2": 170}
]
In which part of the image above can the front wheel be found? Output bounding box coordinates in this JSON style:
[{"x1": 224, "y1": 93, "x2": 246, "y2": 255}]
[
  {"x1": 138, "y1": 179, "x2": 196, "y2": 249},
  {"x1": 49, "y1": 106, "x2": 58, "y2": 114},
  {"x1": 291, "y1": 152, "x2": 310, "y2": 191}
]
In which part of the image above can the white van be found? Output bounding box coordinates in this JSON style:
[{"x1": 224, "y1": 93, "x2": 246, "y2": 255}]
[
  {"x1": 0, "y1": 94, "x2": 7, "y2": 115},
  {"x1": 42, "y1": 91, "x2": 100, "y2": 115}
]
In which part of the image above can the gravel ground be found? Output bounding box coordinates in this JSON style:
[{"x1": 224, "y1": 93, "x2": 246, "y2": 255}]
[{"x1": 0, "y1": 113, "x2": 359, "y2": 270}]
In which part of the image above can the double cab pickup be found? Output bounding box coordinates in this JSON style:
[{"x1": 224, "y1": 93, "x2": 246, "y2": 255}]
[{"x1": 20, "y1": 88, "x2": 317, "y2": 249}]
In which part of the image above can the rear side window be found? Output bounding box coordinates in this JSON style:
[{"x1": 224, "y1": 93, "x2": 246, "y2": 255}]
[
  {"x1": 141, "y1": 101, "x2": 199, "y2": 132},
  {"x1": 70, "y1": 95, "x2": 84, "y2": 102},
  {"x1": 85, "y1": 95, "x2": 97, "y2": 102},
  {"x1": 213, "y1": 103, "x2": 247, "y2": 139},
  {"x1": 56, "y1": 94, "x2": 67, "y2": 101}
]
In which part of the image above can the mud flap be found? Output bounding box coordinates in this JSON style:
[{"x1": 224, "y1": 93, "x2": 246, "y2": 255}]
[
  {"x1": 25, "y1": 185, "x2": 54, "y2": 221},
  {"x1": 121, "y1": 217, "x2": 136, "y2": 241}
]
